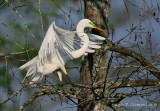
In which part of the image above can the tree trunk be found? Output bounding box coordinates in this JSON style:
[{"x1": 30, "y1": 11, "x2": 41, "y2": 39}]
[{"x1": 78, "y1": 0, "x2": 111, "y2": 111}]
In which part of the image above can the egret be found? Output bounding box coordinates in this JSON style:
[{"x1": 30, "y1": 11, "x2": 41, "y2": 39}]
[{"x1": 19, "y1": 19, "x2": 105, "y2": 83}]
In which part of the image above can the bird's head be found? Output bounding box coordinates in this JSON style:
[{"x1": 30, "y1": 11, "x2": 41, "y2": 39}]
[
  {"x1": 76, "y1": 19, "x2": 106, "y2": 33},
  {"x1": 89, "y1": 22, "x2": 105, "y2": 32},
  {"x1": 82, "y1": 19, "x2": 105, "y2": 32}
]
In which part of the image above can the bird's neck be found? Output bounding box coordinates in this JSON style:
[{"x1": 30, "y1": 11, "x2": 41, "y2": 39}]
[{"x1": 76, "y1": 22, "x2": 85, "y2": 33}]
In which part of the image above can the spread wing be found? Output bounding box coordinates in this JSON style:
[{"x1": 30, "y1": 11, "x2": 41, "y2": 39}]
[
  {"x1": 37, "y1": 22, "x2": 85, "y2": 72},
  {"x1": 84, "y1": 34, "x2": 105, "y2": 55},
  {"x1": 36, "y1": 21, "x2": 105, "y2": 73},
  {"x1": 19, "y1": 21, "x2": 105, "y2": 83}
]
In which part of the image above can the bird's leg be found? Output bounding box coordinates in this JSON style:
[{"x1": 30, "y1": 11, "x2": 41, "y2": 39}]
[
  {"x1": 57, "y1": 71, "x2": 62, "y2": 81},
  {"x1": 60, "y1": 65, "x2": 67, "y2": 74}
]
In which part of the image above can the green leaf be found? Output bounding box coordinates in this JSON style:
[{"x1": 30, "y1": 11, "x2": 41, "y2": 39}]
[
  {"x1": 0, "y1": 67, "x2": 12, "y2": 88},
  {"x1": 50, "y1": 0, "x2": 64, "y2": 7},
  {"x1": 13, "y1": 23, "x2": 24, "y2": 31},
  {"x1": 0, "y1": 36, "x2": 8, "y2": 44},
  {"x1": 108, "y1": 22, "x2": 115, "y2": 30},
  {"x1": 73, "y1": 57, "x2": 82, "y2": 64},
  {"x1": 0, "y1": 0, "x2": 5, "y2": 6}
]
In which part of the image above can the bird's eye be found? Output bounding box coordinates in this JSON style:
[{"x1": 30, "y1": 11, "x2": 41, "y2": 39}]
[{"x1": 89, "y1": 22, "x2": 95, "y2": 26}]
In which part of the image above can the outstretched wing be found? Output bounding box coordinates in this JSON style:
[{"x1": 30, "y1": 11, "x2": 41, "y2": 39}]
[
  {"x1": 37, "y1": 22, "x2": 85, "y2": 73},
  {"x1": 19, "y1": 21, "x2": 105, "y2": 83},
  {"x1": 84, "y1": 34, "x2": 105, "y2": 55},
  {"x1": 37, "y1": 21, "x2": 106, "y2": 73}
]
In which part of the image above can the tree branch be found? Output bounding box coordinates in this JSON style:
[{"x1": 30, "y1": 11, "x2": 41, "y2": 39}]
[
  {"x1": 110, "y1": 79, "x2": 160, "y2": 89},
  {"x1": 19, "y1": 84, "x2": 80, "y2": 111},
  {"x1": 105, "y1": 39, "x2": 160, "y2": 79},
  {"x1": 0, "y1": 88, "x2": 24, "y2": 105}
]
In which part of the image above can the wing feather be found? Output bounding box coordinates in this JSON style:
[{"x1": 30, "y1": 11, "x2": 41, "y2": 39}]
[
  {"x1": 19, "y1": 21, "x2": 105, "y2": 83},
  {"x1": 83, "y1": 34, "x2": 105, "y2": 55},
  {"x1": 37, "y1": 22, "x2": 84, "y2": 73}
]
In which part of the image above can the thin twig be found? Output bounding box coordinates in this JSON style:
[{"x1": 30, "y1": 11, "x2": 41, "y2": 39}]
[
  {"x1": 0, "y1": 88, "x2": 24, "y2": 105},
  {"x1": 38, "y1": 0, "x2": 44, "y2": 37}
]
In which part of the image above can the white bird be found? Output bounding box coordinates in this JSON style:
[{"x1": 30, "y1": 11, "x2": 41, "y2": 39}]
[{"x1": 19, "y1": 19, "x2": 105, "y2": 83}]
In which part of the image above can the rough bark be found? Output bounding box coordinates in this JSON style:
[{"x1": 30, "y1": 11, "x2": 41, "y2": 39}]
[{"x1": 78, "y1": 0, "x2": 111, "y2": 111}]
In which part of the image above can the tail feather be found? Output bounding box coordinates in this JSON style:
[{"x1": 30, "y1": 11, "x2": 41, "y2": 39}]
[
  {"x1": 26, "y1": 67, "x2": 36, "y2": 77},
  {"x1": 19, "y1": 57, "x2": 43, "y2": 83},
  {"x1": 30, "y1": 74, "x2": 43, "y2": 84},
  {"x1": 19, "y1": 57, "x2": 37, "y2": 70}
]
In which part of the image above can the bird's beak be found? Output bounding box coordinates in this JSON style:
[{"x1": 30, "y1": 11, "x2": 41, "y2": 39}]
[{"x1": 93, "y1": 25, "x2": 105, "y2": 32}]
